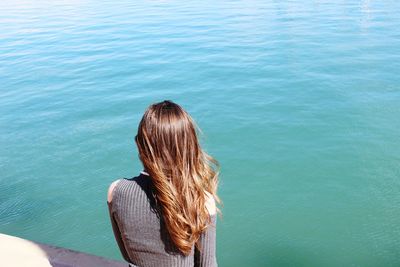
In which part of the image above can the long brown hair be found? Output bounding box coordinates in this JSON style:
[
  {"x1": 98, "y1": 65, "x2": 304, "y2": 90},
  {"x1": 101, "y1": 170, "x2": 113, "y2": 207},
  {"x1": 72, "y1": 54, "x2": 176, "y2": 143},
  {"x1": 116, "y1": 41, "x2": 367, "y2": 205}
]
[{"x1": 135, "y1": 100, "x2": 220, "y2": 255}]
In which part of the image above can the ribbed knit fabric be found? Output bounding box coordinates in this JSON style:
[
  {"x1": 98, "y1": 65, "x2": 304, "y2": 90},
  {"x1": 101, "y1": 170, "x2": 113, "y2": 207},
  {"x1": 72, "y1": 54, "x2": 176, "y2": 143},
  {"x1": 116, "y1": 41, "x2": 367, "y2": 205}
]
[{"x1": 108, "y1": 173, "x2": 217, "y2": 267}]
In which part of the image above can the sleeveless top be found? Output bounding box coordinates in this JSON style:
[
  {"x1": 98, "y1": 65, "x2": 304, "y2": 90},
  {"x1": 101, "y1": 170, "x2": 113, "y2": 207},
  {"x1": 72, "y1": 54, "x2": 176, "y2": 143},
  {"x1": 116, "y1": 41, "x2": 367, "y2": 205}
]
[{"x1": 107, "y1": 172, "x2": 218, "y2": 267}]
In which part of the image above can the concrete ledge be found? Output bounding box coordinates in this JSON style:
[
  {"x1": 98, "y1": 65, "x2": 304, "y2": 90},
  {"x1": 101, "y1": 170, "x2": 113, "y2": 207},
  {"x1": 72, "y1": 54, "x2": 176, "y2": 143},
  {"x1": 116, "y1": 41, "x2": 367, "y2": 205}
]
[{"x1": 0, "y1": 233, "x2": 127, "y2": 267}]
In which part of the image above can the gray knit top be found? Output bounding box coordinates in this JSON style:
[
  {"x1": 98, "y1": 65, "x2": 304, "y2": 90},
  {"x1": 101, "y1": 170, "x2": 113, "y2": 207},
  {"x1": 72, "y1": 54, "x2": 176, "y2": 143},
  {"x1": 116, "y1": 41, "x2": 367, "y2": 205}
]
[{"x1": 107, "y1": 172, "x2": 217, "y2": 267}]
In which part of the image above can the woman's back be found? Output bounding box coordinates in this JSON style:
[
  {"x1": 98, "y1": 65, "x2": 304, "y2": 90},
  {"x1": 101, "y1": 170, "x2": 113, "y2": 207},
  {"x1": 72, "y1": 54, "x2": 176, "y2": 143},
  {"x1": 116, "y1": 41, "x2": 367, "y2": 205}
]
[{"x1": 108, "y1": 172, "x2": 217, "y2": 267}]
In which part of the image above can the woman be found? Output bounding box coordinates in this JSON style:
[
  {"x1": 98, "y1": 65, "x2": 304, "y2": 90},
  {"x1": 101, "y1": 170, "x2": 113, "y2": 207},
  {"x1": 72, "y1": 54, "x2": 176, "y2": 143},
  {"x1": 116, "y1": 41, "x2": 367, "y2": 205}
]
[{"x1": 107, "y1": 100, "x2": 220, "y2": 267}]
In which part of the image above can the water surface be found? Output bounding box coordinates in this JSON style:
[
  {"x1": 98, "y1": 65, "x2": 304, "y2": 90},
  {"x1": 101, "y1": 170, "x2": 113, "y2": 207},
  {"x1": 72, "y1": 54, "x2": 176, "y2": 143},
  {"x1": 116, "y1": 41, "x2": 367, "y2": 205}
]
[{"x1": 1, "y1": 0, "x2": 399, "y2": 266}]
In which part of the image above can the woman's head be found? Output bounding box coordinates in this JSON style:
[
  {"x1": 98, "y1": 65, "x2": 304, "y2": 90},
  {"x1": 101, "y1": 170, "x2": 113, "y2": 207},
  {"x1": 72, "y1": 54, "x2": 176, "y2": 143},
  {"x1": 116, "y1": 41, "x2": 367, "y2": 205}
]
[
  {"x1": 136, "y1": 100, "x2": 200, "y2": 174},
  {"x1": 135, "y1": 100, "x2": 219, "y2": 255}
]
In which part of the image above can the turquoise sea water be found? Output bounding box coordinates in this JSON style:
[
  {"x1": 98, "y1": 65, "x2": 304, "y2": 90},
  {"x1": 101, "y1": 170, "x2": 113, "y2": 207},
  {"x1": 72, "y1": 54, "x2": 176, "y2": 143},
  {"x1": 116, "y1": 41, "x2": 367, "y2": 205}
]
[{"x1": 1, "y1": 0, "x2": 399, "y2": 266}]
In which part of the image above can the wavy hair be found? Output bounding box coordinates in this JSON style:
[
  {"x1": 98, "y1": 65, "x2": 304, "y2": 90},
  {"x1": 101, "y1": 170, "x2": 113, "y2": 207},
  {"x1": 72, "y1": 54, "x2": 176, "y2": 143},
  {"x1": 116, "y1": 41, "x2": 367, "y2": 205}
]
[{"x1": 135, "y1": 100, "x2": 220, "y2": 255}]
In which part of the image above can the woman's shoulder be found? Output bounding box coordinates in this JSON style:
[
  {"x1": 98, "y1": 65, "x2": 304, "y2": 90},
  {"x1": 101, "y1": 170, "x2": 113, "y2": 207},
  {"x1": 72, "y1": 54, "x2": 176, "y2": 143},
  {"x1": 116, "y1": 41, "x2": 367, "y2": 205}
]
[
  {"x1": 204, "y1": 191, "x2": 217, "y2": 216},
  {"x1": 107, "y1": 173, "x2": 151, "y2": 203},
  {"x1": 107, "y1": 179, "x2": 122, "y2": 203}
]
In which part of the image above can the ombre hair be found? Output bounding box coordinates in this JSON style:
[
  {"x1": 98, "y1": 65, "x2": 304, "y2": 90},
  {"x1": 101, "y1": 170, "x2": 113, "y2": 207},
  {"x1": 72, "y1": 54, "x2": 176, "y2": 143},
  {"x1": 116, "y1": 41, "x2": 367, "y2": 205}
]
[{"x1": 135, "y1": 100, "x2": 220, "y2": 255}]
